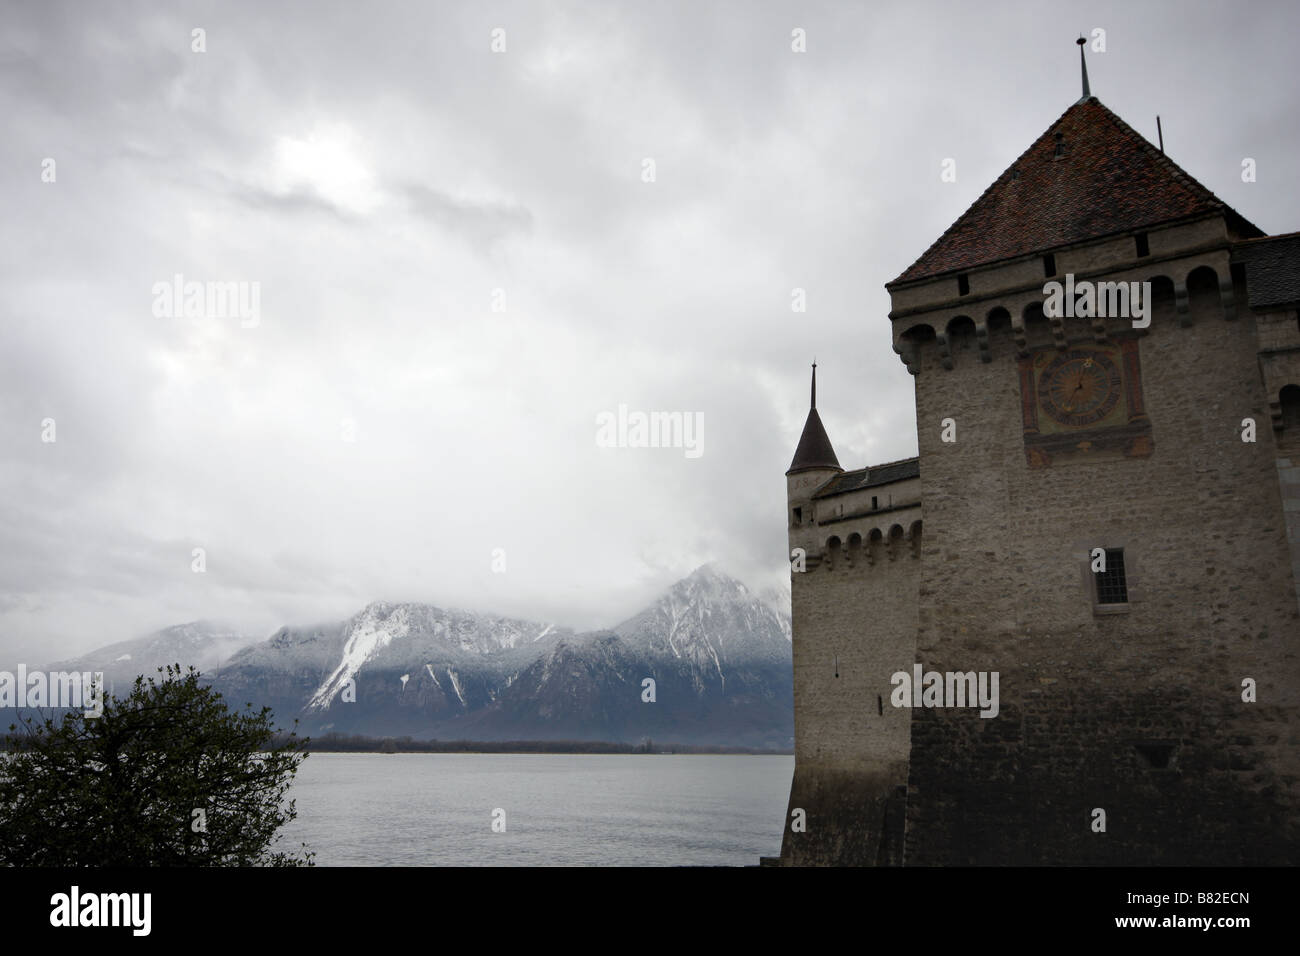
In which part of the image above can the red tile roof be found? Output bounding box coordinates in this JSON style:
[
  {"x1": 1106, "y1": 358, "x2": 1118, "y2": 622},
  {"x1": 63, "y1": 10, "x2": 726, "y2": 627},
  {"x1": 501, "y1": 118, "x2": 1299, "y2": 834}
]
[{"x1": 889, "y1": 97, "x2": 1262, "y2": 286}]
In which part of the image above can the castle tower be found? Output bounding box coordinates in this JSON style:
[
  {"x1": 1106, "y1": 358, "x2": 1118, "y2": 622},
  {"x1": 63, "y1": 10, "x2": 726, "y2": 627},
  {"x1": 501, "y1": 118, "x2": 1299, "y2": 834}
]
[
  {"x1": 888, "y1": 91, "x2": 1300, "y2": 864},
  {"x1": 780, "y1": 55, "x2": 1300, "y2": 865},
  {"x1": 781, "y1": 367, "x2": 922, "y2": 865}
]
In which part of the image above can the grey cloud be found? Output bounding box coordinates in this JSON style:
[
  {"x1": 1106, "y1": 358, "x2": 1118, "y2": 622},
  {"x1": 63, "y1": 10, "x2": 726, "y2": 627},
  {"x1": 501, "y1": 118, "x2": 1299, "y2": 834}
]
[
  {"x1": 1, "y1": 0, "x2": 1297, "y2": 661},
  {"x1": 400, "y1": 183, "x2": 533, "y2": 248}
]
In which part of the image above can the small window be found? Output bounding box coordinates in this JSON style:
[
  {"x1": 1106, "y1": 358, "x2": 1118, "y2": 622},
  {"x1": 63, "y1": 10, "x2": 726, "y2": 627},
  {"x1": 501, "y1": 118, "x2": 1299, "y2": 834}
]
[
  {"x1": 1043, "y1": 254, "x2": 1056, "y2": 277},
  {"x1": 1094, "y1": 548, "x2": 1129, "y2": 605},
  {"x1": 1280, "y1": 385, "x2": 1300, "y2": 431},
  {"x1": 792, "y1": 507, "x2": 802, "y2": 526},
  {"x1": 957, "y1": 274, "x2": 970, "y2": 296},
  {"x1": 1135, "y1": 233, "x2": 1150, "y2": 258},
  {"x1": 871, "y1": 496, "x2": 878, "y2": 510},
  {"x1": 1134, "y1": 742, "x2": 1176, "y2": 770}
]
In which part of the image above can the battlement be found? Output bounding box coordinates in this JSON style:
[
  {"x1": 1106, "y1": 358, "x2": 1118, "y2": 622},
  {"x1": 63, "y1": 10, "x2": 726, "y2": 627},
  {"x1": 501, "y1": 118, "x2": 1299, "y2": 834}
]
[
  {"x1": 788, "y1": 457, "x2": 921, "y2": 571},
  {"x1": 890, "y1": 247, "x2": 1245, "y2": 376},
  {"x1": 814, "y1": 516, "x2": 923, "y2": 571}
]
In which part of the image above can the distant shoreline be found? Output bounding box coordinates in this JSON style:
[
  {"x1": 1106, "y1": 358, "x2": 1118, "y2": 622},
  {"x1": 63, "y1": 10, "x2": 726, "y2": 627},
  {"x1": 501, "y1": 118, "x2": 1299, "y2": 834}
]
[
  {"x1": 2, "y1": 728, "x2": 792, "y2": 756},
  {"x1": 276, "y1": 734, "x2": 792, "y2": 756}
]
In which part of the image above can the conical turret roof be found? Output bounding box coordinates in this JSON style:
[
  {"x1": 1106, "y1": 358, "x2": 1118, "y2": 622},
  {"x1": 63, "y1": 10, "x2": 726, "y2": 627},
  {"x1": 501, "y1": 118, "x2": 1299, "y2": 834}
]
[{"x1": 787, "y1": 365, "x2": 842, "y2": 475}]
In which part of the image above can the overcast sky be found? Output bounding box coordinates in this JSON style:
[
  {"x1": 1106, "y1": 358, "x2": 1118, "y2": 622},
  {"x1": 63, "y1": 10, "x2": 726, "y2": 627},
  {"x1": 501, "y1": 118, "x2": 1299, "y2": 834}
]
[{"x1": 3, "y1": 0, "x2": 1298, "y2": 662}]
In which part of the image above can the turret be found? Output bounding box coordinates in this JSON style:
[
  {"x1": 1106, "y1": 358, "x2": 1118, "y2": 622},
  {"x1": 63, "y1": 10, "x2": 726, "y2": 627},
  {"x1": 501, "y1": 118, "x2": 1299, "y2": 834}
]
[{"x1": 786, "y1": 364, "x2": 842, "y2": 553}]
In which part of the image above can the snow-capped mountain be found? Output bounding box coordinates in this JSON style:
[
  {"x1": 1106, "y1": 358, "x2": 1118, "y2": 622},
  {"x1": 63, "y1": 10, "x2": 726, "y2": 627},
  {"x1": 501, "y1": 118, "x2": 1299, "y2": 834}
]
[
  {"x1": 42, "y1": 621, "x2": 254, "y2": 694},
  {"x1": 209, "y1": 603, "x2": 572, "y2": 737},
  {"x1": 0, "y1": 622, "x2": 255, "y2": 728},
  {"x1": 213, "y1": 565, "x2": 791, "y2": 744},
  {"x1": 13, "y1": 567, "x2": 792, "y2": 747},
  {"x1": 612, "y1": 563, "x2": 792, "y2": 686},
  {"x1": 449, "y1": 563, "x2": 795, "y2": 743},
  {"x1": 305, "y1": 602, "x2": 568, "y2": 711}
]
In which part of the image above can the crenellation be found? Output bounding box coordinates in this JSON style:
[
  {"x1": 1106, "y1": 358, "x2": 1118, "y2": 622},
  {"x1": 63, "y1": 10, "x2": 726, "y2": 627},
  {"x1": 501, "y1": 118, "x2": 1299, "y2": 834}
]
[
  {"x1": 893, "y1": 256, "x2": 1246, "y2": 374},
  {"x1": 890, "y1": 217, "x2": 1240, "y2": 322}
]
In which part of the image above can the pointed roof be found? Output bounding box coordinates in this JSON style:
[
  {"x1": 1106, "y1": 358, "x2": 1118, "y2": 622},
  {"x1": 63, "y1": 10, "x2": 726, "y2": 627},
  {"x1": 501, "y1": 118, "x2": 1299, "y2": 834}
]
[
  {"x1": 889, "y1": 97, "x2": 1262, "y2": 287},
  {"x1": 787, "y1": 365, "x2": 842, "y2": 475}
]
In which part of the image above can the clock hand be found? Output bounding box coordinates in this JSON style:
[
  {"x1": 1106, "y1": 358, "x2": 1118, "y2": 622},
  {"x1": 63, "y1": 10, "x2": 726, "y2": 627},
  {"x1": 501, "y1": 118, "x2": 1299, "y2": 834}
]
[{"x1": 1064, "y1": 378, "x2": 1085, "y2": 411}]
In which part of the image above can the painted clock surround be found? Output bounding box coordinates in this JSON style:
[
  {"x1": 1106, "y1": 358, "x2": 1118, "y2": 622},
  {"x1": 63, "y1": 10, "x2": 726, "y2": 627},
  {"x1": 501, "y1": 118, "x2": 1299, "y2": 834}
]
[{"x1": 1017, "y1": 333, "x2": 1153, "y2": 468}]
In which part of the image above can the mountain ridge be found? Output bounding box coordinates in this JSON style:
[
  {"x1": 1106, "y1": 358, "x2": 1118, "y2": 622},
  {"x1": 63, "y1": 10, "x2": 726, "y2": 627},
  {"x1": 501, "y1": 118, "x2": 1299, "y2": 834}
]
[{"x1": 15, "y1": 566, "x2": 792, "y2": 747}]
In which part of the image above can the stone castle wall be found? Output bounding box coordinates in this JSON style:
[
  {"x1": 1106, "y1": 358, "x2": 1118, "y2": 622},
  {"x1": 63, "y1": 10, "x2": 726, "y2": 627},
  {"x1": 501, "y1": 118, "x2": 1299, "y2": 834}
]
[
  {"x1": 781, "y1": 514, "x2": 920, "y2": 865},
  {"x1": 901, "y1": 266, "x2": 1300, "y2": 864}
]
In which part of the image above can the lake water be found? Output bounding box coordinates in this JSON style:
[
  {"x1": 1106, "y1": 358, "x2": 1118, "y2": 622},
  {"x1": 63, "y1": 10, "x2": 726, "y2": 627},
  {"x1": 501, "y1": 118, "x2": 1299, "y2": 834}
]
[{"x1": 278, "y1": 753, "x2": 793, "y2": 866}]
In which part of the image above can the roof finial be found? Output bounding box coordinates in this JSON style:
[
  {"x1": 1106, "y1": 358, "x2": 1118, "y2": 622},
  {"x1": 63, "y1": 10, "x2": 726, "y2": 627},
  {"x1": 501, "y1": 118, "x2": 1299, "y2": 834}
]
[
  {"x1": 1076, "y1": 36, "x2": 1091, "y2": 103},
  {"x1": 788, "y1": 359, "x2": 841, "y2": 475}
]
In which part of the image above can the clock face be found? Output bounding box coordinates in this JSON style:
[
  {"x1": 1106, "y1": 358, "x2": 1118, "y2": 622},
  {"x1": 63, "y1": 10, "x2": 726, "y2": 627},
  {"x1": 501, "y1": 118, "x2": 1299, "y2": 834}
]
[{"x1": 1036, "y1": 349, "x2": 1122, "y2": 427}]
